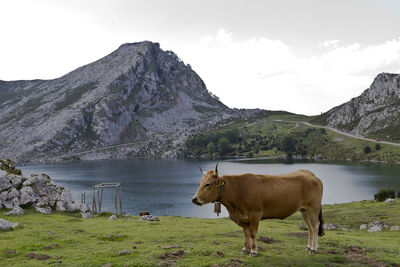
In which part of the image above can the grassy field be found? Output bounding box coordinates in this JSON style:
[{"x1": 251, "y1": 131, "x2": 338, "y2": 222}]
[{"x1": 1, "y1": 200, "x2": 400, "y2": 266}]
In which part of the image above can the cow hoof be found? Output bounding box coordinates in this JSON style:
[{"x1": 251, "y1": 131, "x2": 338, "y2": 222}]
[
  {"x1": 305, "y1": 247, "x2": 311, "y2": 251},
  {"x1": 250, "y1": 251, "x2": 258, "y2": 257},
  {"x1": 309, "y1": 250, "x2": 317, "y2": 255}
]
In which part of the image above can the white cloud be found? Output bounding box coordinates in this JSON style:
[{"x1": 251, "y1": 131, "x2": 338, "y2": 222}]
[{"x1": 176, "y1": 30, "x2": 400, "y2": 115}]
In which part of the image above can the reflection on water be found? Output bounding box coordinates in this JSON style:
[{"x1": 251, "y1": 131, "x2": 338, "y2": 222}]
[{"x1": 19, "y1": 158, "x2": 400, "y2": 218}]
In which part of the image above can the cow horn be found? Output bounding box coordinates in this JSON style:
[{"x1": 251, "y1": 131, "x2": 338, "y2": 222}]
[
  {"x1": 199, "y1": 166, "x2": 206, "y2": 175},
  {"x1": 215, "y1": 163, "x2": 219, "y2": 175}
]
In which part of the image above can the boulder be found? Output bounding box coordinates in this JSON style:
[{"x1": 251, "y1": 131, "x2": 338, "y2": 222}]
[
  {"x1": 7, "y1": 187, "x2": 20, "y2": 200},
  {"x1": 0, "y1": 218, "x2": 18, "y2": 231},
  {"x1": 109, "y1": 215, "x2": 118, "y2": 220},
  {"x1": 79, "y1": 203, "x2": 90, "y2": 213},
  {"x1": 59, "y1": 189, "x2": 73, "y2": 204},
  {"x1": 360, "y1": 224, "x2": 367, "y2": 230},
  {"x1": 19, "y1": 186, "x2": 36, "y2": 205},
  {"x1": 35, "y1": 206, "x2": 52, "y2": 214},
  {"x1": 66, "y1": 202, "x2": 81, "y2": 212},
  {"x1": 6, "y1": 205, "x2": 24, "y2": 216},
  {"x1": 3, "y1": 197, "x2": 19, "y2": 209},
  {"x1": 0, "y1": 191, "x2": 7, "y2": 202},
  {"x1": 81, "y1": 212, "x2": 93, "y2": 219},
  {"x1": 140, "y1": 215, "x2": 159, "y2": 221},
  {"x1": 0, "y1": 175, "x2": 12, "y2": 192},
  {"x1": 55, "y1": 201, "x2": 67, "y2": 212},
  {"x1": 11, "y1": 176, "x2": 23, "y2": 189},
  {"x1": 367, "y1": 221, "x2": 388, "y2": 232}
]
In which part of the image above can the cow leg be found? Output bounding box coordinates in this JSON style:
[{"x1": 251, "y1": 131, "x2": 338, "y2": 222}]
[
  {"x1": 309, "y1": 211, "x2": 320, "y2": 254},
  {"x1": 301, "y1": 210, "x2": 313, "y2": 251},
  {"x1": 249, "y1": 214, "x2": 261, "y2": 257},
  {"x1": 241, "y1": 225, "x2": 251, "y2": 254}
]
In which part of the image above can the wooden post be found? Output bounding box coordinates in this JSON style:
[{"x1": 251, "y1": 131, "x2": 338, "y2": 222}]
[
  {"x1": 118, "y1": 185, "x2": 122, "y2": 215},
  {"x1": 92, "y1": 187, "x2": 97, "y2": 214},
  {"x1": 114, "y1": 186, "x2": 118, "y2": 215},
  {"x1": 97, "y1": 190, "x2": 100, "y2": 212},
  {"x1": 99, "y1": 187, "x2": 104, "y2": 213}
]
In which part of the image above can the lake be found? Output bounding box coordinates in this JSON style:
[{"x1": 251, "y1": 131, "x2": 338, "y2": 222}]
[{"x1": 19, "y1": 159, "x2": 400, "y2": 218}]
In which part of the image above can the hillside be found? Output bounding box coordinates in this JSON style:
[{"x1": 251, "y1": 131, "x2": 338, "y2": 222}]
[
  {"x1": 311, "y1": 73, "x2": 400, "y2": 142},
  {"x1": 0, "y1": 42, "x2": 261, "y2": 164}
]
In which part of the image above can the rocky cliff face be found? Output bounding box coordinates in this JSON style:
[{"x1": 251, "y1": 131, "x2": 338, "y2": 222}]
[
  {"x1": 317, "y1": 73, "x2": 400, "y2": 141},
  {"x1": 0, "y1": 42, "x2": 255, "y2": 164}
]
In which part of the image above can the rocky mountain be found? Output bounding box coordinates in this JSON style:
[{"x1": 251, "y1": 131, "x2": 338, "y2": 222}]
[
  {"x1": 0, "y1": 41, "x2": 258, "y2": 164},
  {"x1": 313, "y1": 73, "x2": 400, "y2": 142}
]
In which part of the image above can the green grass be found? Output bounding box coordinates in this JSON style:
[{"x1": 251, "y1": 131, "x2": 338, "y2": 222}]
[{"x1": 1, "y1": 201, "x2": 400, "y2": 266}]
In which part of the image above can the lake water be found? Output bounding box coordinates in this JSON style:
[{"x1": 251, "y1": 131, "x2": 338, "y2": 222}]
[{"x1": 19, "y1": 159, "x2": 400, "y2": 218}]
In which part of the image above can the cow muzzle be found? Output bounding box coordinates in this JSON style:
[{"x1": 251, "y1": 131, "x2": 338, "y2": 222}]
[{"x1": 192, "y1": 197, "x2": 202, "y2": 206}]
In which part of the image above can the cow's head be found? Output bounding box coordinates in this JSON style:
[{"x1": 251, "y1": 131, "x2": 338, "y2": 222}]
[{"x1": 192, "y1": 163, "x2": 225, "y2": 206}]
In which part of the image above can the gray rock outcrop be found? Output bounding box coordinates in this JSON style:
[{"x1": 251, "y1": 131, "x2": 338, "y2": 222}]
[
  {"x1": 314, "y1": 73, "x2": 400, "y2": 142},
  {"x1": 0, "y1": 172, "x2": 90, "y2": 217}
]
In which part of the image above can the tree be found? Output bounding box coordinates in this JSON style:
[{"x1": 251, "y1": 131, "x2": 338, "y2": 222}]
[
  {"x1": 207, "y1": 141, "x2": 216, "y2": 154},
  {"x1": 281, "y1": 136, "x2": 296, "y2": 155},
  {"x1": 218, "y1": 137, "x2": 230, "y2": 154}
]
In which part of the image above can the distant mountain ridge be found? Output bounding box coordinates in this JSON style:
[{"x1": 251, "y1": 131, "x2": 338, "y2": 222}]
[
  {"x1": 312, "y1": 72, "x2": 400, "y2": 142},
  {"x1": 0, "y1": 41, "x2": 261, "y2": 164}
]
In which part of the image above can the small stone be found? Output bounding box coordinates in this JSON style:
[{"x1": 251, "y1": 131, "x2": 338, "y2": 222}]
[
  {"x1": 140, "y1": 215, "x2": 159, "y2": 221},
  {"x1": 390, "y1": 225, "x2": 399, "y2": 231},
  {"x1": 360, "y1": 224, "x2": 367, "y2": 230},
  {"x1": 109, "y1": 215, "x2": 118, "y2": 220},
  {"x1": 118, "y1": 249, "x2": 133, "y2": 255},
  {"x1": 323, "y1": 223, "x2": 340, "y2": 230}
]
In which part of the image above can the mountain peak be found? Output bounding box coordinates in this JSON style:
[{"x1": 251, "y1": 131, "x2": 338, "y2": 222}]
[{"x1": 0, "y1": 41, "x2": 234, "y2": 164}]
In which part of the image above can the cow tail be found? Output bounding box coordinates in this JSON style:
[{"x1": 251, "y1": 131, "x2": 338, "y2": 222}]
[{"x1": 318, "y1": 207, "x2": 324, "y2": 236}]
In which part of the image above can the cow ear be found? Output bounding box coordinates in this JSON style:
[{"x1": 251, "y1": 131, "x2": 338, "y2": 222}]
[{"x1": 217, "y1": 178, "x2": 225, "y2": 187}]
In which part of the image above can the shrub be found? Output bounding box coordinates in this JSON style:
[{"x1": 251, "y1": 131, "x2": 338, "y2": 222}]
[
  {"x1": 375, "y1": 144, "x2": 381, "y2": 150},
  {"x1": 374, "y1": 189, "x2": 396, "y2": 202},
  {"x1": 363, "y1": 145, "x2": 372, "y2": 154}
]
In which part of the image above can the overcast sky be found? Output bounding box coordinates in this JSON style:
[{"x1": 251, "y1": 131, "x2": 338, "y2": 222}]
[{"x1": 1, "y1": 0, "x2": 400, "y2": 115}]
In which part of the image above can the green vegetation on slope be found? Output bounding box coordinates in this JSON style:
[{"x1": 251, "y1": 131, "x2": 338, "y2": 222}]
[
  {"x1": 1, "y1": 201, "x2": 399, "y2": 266},
  {"x1": 183, "y1": 115, "x2": 400, "y2": 163}
]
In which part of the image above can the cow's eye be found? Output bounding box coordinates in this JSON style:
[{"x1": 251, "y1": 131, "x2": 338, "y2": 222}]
[{"x1": 205, "y1": 183, "x2": 210, "y2": 187}]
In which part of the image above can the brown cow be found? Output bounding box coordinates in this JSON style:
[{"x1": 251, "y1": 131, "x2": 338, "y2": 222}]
[{"x1": 192, "y1": 164, "x2": 324, "y2": 256}]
